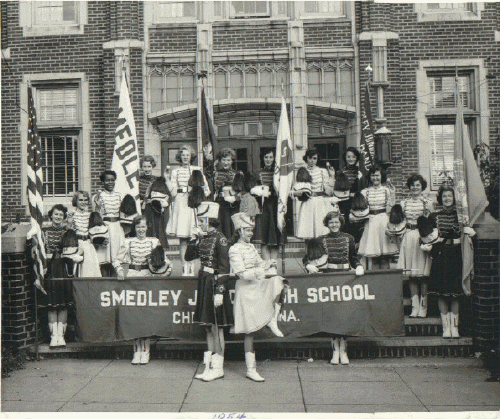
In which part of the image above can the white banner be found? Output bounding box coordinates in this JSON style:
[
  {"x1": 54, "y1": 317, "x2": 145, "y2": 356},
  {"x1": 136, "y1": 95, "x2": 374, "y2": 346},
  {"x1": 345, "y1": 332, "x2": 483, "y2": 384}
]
[
  {"x1": 273, "y1": 97, "x2": 294, "y2": 233},
  {"x1": 111, "y1": 72, "x2": 141, "y2": 214}
]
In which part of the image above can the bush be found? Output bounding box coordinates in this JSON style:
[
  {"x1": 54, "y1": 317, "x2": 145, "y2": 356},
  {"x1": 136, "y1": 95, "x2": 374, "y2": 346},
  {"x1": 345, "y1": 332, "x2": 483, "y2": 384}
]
[{"x1": 1, "y1": 344, "x2": 30, "y2": 378}]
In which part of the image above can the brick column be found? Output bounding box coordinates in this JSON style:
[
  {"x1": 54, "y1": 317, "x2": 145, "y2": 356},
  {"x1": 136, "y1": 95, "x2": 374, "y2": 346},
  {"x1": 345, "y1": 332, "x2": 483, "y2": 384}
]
[
  {"x1": 2, "y1": 226, "x2": 36, "y2": 348},
  {"x1": 472, "y1": 212, "x2": 500, "y2": 353}
]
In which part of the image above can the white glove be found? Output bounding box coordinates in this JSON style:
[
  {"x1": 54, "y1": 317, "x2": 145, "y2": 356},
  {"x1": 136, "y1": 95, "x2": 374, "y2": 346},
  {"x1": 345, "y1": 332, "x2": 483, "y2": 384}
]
[
  {"x1": 255, "y1": 267, "x2": 266, "y2": 280},
  {"x1": 116, "y1": 268, "x2": 125, "y2": 280},
  {"x1": 225, "y1": 195, "x2": 236, "y2": 203},
  {"x1": 463, "y1": 226, "x2": 476, "y2": 237},
  {"x1": 214, "y1": 294, "x2": 223, "y2": 307},
  {"x1": 420, "y1": 243, "x2": 433, "y2": 252},
  {"x1": 357, "y1": 171, "x2": 363, "y2": 179},
  {"x1": 355, "y1": 265, "x2": 364, "y2": 276},
  {"x1": 306, "y1": 264, "x2": 319, "y2": 273}
]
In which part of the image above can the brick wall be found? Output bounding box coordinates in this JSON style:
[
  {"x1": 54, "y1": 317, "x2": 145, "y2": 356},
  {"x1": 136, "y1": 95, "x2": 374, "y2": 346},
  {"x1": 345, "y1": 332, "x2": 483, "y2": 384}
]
[
  {"x1": 149, "y1": 26, "x2": 197, "y2": 52},
  {"x1": 2, "y1": 251, "x2": 35, "y2": 348},
  {"x1": 213, "y1": 24, "x2": 287, "y2": 50},
  {"x1": 473, "y1": 238, "x2": 500, "y2": 352},
  {"x1": 303, "y1": 21, "x2": 352, "y2": 48}
]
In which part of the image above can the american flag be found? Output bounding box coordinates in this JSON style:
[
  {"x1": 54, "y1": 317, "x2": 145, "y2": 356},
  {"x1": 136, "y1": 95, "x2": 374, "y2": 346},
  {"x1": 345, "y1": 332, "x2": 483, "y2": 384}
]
[{"x1": 27, "y1": 85, "x2": 47, "y2": 290}]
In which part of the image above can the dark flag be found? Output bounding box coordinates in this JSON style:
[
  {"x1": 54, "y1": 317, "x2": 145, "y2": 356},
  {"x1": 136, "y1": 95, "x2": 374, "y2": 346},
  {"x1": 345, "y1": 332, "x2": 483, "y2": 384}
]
[
  {"x1": 201, "y1": 88, "x2": 218, "y2": 173},
  {"x1": 359, "y1": 85, "x2": 376, "y2": 188},
  {"x1": 26, "y1": 85, "x2": 47, "y2": 294}
]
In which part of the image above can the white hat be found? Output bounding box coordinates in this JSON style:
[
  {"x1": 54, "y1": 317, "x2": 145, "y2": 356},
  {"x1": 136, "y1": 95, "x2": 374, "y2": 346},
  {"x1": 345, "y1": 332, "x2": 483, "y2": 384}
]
[
  {"x1": 250, "y1": 185, "x2": 270, "y2": 197},
  {"x1": 231, "y1": 212, "x2": 255, "y2": 229},
  {"x1": 197, "y1": 201, "x2": 220, "y2": 219}
]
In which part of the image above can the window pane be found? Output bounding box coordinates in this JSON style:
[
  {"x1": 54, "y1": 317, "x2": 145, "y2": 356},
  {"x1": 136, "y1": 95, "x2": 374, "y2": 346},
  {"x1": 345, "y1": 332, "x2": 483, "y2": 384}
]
[
  {"x1": 183, "y1": 2, "x2": 196, "y2": 17},
  {"x1": 234, "y1": 148, "x2": 248, "y2": 173},
  {"x1": 260, "y1": 71, "x2": 272, "y2": 98},
  {"x1": 275, "y1": 69, "x2": 288, "y2": 97},
  {"x1": 430, "y1": 124, "x2": 455, "y2": 189},
  {"x1": 324, "y1": 69, "x2": 336, "y2": 101},
  {"x1": 308, "y1": 68, "x2": 321, "y2": 100},
  {"x1": 339, "y1": 67, "x2": 354, "y2": 106},
  {"x1": 304, "y1": 2, "x2": 319, "y2": 13},
  {"x1": 217, "y1": 124, "x2": 229, "y2": 137},
  {"x1": 246, "y1": 71, "x2": 258, "y2": 98},
  {"x1": 262, "y1": 122, "x2": 273, "y2": 135},
  {"x1": 37, "y1": 87, "x2": 78, "y2": 123},
  {"x1": 215, "y1": 72, "x2": 227, "y2": 100},
  {"x1": 181, "y1": 74, "x2": 194, "y2": 104},
  {"x1": 63, "y1": 1, "x2": 76, "y2": 21},
  {"x1": 255, "y1": 1, "x2": 268, "y2": 14},
  {"x1": 428, "y1": 75, "x2": 470, "y2": 109},
  {"x1": 150, "y1": 73, "x2": 164, "y2": 113},
  {"x1": 166, "y1": 74, "x2": 179, "y2": 108},
  {"x1": 230, "y1": 71, "x2": 243, "y2": 99},
  {"x1": 248, "y1": 123, "x2": 259, "y2": 136},
  {"x1": 214, "y1": 1, "x2": 223, "y2": 17},
  {"x1": 231, "y1": 123, "x2": 244, "y2": 136},
  {"x1": 232, "y1": 1, "x2": 244, "y2": 14}
]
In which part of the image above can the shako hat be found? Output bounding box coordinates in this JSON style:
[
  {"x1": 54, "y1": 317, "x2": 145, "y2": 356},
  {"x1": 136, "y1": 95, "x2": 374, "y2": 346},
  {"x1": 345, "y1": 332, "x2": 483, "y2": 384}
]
[
  {"x1": 231, "y1": 212, "x2": 255, "y2": 229},
  {"x1": 197, "y1": 201, "x2": 220, "y2": 219}
]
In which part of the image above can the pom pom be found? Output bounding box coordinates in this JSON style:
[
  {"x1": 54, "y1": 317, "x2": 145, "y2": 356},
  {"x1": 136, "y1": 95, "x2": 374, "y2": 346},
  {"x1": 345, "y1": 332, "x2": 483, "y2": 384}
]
[{"x1": 120, "y1": 194, "x2": 137, "y2": 217}]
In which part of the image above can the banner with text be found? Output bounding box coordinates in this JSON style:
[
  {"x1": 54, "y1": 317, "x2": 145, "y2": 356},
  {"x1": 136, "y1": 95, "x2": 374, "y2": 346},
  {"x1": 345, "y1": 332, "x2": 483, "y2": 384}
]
[{"x1": 72, "y1": 271, "x2": 404, "y2": 343}]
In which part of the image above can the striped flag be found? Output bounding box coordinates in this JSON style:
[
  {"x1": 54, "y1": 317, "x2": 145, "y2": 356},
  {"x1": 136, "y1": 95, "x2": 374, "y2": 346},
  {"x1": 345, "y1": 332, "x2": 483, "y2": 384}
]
[
  {"x1": 273, "y1": 97, "x2": 294, "y2": 233},
  {"x1": 26, "y1": 85, "x2": 47, "y2": 292},
  {"x1": 111, "y1": 71, "x2": 141, "y2": 214},
  {"x1": 453, "y1": 78, "x2": 488, "y2": 294}
]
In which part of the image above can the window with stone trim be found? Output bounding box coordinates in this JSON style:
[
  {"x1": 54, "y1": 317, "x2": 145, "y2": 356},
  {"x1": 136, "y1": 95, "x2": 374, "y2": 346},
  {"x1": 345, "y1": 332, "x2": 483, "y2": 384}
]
[
  {"x1": 214, "y1": 1, "x2": 288, "y2": 19},
  {"x1": 149, "y1": 65, "x2": 197, "y2": 113},
  {"x1": 152, "y1": 1, "x2": 197, "y2": 22},
  {"x1": 415, "y1": 2, "x2": 483, "y2": 21},
  {"x1": 19, "y1": 1, "x2": 88, "y2": 36},
  {"x1": 306, "y1": 60, "x2": 354, "y2": 106},
  {"x1": 303, "y1": 1, "x2": 345, "y2": 17},
  {"x1": 213, "y1": 62, "x2": 289, "y2": 100},
  {"x1": 34, "y1": 84, "x2": 81, "y2": 198}
]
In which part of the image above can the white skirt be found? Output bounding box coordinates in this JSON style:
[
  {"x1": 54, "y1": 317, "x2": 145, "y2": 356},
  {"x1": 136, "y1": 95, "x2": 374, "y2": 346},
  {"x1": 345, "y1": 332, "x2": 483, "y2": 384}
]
[
  {"x1": 296, "y1": 196, "x2": 331, "y2": 239},
  {"x1": 232, "y1": 275, "x2": 284, "y2": 334},
  {"x1": 78, "y1": 240, "x2": 102, "y2": 278},
  {"x1": 358, "y1": 212, "x2": 399, "y2": 257},
  {"x1": 166, "y1": 192, "x2": 196, "y2": 238},
  {"x1": 105, "y1": 221, "x2": 125, "y2": 264},
  {"x1": 397, "y1": 229, "x2": 432, "y2": 278}
]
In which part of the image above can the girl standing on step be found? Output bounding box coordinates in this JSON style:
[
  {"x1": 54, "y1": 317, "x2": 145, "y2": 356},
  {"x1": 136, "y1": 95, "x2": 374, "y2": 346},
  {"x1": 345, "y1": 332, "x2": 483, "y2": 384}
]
[
  {"x1": 358, "y1": 166, "x2": 398, "y2": 270},
  {"x1": 165, "y1": 145, "x2": 210, "y2": 276},
  {"x1": 185, "y1": 202, "x2": 233, "y2": 382},
  {"x1": 138, "y1": 155, "x2": 158, "y2": 209},
  {"x1": 425, "y1": 183, "x2": 475, "y2": 339},
  {"x1": 397, "y1": 174, "x2": 434, "y2": 318},
  {"x1": 213, "y1": 148, "x2": 238, "y2": 240},
  {"x1": 114, "y1": 215, "x2": 172, "y2": 364},
  {"x1": 303, "y1": 210, "x2": 365, "y2": 365},
  {"x1": 229, "y1": 212, "x2": 286, "y2": 382}
]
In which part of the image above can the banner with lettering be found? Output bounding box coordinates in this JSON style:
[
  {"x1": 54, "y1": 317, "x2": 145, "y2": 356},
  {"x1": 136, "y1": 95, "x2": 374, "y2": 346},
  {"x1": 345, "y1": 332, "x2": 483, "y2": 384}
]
[
  {"x1": 72, "y1": 271, "x2": 404, "y2": 343},
  {"x1": 111, "y1": 70, "x2": 141, "y2": 214}
]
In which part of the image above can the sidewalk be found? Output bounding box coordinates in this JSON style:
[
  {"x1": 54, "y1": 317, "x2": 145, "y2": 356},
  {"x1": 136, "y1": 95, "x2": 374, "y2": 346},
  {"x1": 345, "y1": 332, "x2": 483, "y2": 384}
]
[{"x1": 2, "y1": 357, "x2": 499, "y2": 413}]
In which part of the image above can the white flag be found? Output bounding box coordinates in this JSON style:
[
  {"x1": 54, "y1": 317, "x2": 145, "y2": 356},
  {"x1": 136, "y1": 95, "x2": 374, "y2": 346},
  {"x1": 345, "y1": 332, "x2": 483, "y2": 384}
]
[
  {"x1": 273, "y1": 97, "x2": 294, "y2": 233},
  {"x1": 111, "y1": 71, "x2": 141, "y2": 214}
]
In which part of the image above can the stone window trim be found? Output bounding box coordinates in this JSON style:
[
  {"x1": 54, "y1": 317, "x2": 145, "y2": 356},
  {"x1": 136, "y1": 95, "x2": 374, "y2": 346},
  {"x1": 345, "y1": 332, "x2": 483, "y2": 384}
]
[
  {"x1": 416, "y1": 59, "x2": 490, "y2": 192},
  {"x1": 19, "y1": 1, "x2": 88, "y2": 37},
  {"x1": 20, "y1": 73, "x2": 91, "y2": 214},
  {"x1": 414, "y1": 3, "x2": 484, "y2": 22}
]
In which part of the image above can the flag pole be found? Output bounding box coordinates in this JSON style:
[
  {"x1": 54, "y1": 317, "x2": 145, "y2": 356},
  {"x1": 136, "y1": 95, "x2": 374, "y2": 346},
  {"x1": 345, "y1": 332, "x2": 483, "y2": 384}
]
[{"x1": 281, "y1": 83, "x2": 286, "y2": 275}]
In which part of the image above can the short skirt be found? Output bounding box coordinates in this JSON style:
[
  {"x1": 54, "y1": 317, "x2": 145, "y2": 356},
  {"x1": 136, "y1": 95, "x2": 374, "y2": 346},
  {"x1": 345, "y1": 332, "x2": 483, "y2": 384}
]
[
  {"x1": 428, "y1": 242, "x2": 464, "y2": 298},
  {"x1": 296, "y1": 197, "x2": 331, "y2": 239},
  {"x1": 194, "y1": 272, "x2": 234, "y2": 327},
  {"x1": 358, "y1": 212, "x2": 399, "y2": 257}
]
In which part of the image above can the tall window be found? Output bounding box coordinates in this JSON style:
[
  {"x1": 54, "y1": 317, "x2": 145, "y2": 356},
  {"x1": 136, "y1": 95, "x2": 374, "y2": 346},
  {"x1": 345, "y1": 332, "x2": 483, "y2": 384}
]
[
  {"x1": 426, "y1": 70, "x2": 477, "y2": 189},
  {"x1": 306, "y1": 60, "x2": 354, "y2": 106},
  {"x1": 148, "y1": 65, "x2": 197, "y2": 112},
  {"x1": 20, "y1": 1, "x2": 87, "y2": 36},
  {"x1": 35, "y1": 85, "x2": 81, "y2": 197}
]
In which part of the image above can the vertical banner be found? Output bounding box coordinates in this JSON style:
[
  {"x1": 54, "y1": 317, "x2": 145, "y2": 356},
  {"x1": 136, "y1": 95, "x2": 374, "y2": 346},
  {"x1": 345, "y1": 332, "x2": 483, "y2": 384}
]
[
  {"x1": 359, "y1": 84, "x2": 376, "y2": 177},
  {"x1": 111, "y1": 71, "x2": 141, "y2": 214},
  {"x1": 200, "y1": 87, "x2": 218, "y2": 171},
  {"x1": 26, "y1": 85, "x2": 47, "y2": 292},
  {"x1": 453, "y1": 79, "x2": 488, "y2": 292},
  {"x1": 273, "y1": 97, "x2": 294, "y2": 233}
]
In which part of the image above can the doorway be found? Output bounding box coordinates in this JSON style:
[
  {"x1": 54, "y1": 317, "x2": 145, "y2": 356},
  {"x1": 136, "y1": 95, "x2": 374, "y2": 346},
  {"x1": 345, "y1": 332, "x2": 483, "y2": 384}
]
[{"x1": 217, "y1": 139, "x2": 277, "y2": 173}]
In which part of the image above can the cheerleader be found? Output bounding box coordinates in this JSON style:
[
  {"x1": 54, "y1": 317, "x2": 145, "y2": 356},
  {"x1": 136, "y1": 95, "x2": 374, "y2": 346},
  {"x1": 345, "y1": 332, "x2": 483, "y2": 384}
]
[
  {"x1": 92, "y1": 170, "x2": 126, "y2": 276},
  {"x1": 185, "y1": 202, "x2": 233, "y2": 382},
  {"x1": 41, "y1": 204, "x2": 68, "y2": 347},
  {"x1": 253, "y1": 150, "x2": 281, "y2": 262},
  {"x1": 340, "y1": 147, "x2": 365, "y2": 195},
  {"x1": 293, "y1": 149, "x2": 335, "y2": 240},
  {"x1": 397, "y1": 174, "x2": 435, "y2": 317},
  {"x1": 114, "y1": 215, "x2": 172, "y2": 364},
  {"x1": 229, "y1": 212, "x2": 285, "y2": 382},
  {"x1": 213, "y1": 148, "x2": 238, "y2": 239},
  {"x1": 138, "y1": 155, "x2": 158, "y2": 209},
  {"x1": 303, "y1": 211, "x2": 364, "y2": 365},
  {"x1": 143, "y1": 176, "x2": 170, "y2": 249},
  {"x1": 424, "y1": 183, "x2": 475, "y2": 338},
  {"x1": 358, "y1": 166, "x2": 398, "y2": 269},
  {"x1": 165, "y1": 145, "x2": 210, "y2": 276}
]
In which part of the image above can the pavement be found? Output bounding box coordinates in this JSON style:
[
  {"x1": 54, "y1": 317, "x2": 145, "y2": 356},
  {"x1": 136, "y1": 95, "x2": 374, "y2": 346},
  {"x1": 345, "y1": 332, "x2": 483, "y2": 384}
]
[{"x1": 2, "y1": 357, "x2": 499, "y2": 413}]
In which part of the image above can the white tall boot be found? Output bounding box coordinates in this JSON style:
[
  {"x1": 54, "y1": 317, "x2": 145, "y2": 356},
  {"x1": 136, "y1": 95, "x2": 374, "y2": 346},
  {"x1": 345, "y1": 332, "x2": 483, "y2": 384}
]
[
  {"x1": 56, "y1": 322, "x2": 67, "y2": 347},
  {"x1": 182, "y1": 264, "x2": 190, "y2": 276},
  {"x1": 131, "y1": 339, "x2": 142, "y2": 364},
  {"x1": 202, "y1": 353, "x2": 224, "y2": 382},
  {"x1": 410, "y1": 295, "x2": 420, "y2": 317},
  {"x1": 49, "y1": 322, "x2": 58, "y2": 348},
  {"x1": 188, "y1": 262, "x2": 196, "y2": 277},
  {"x1": 195, "y1": 351, "x2": 212, "y2": 380},
  {"x1": 267, "y1": 303, "x2": 284, "y2": 337},
  {"x1": 450, "y1": 312, "x2": 460, "y2": 338},
  {"x1": 140, "y1": 338, "x2": 150, "y2": 364},
  {"x1": 441, "y1": 313, "x2": 451, "y2": 338},
  {"x1": 339, "y1": 337, "x2": 349, "y2": 365},
  {"x1": 417, "y1": 295, "x2": 428, "y2": 318},
  {"x1": 330, "y1": 337, "x2": 340, "y2": 365},
  {"x1": 245, "y1": 352, "x2": 265, "y2": 382}
]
